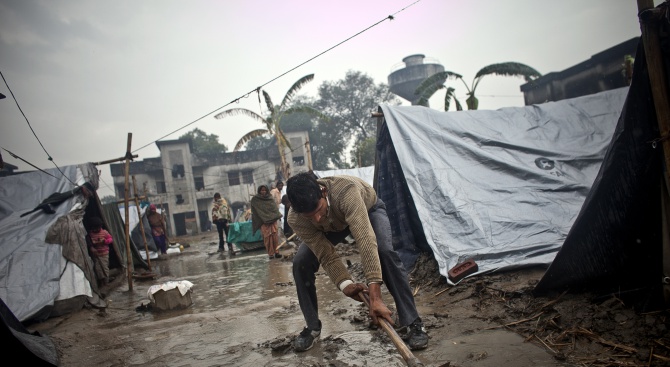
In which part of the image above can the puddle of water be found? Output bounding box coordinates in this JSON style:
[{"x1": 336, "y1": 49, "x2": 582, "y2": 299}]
[{"x1": 109, "y1": 246, "x2": 295, "y2": 315}]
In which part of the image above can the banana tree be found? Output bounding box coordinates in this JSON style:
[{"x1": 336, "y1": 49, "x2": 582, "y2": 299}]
[
  {"x1": 415, "y1": 62, "x2": 542, "y2": 111},
  {"x1": 214, "y1": 74, "x2": 327, "y2": 180}
]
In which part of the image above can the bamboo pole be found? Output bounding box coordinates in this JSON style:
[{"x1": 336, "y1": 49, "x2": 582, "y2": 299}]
[
  {"x1": 132, "y1": 175, "x2": 152, "y2": 271},
  {"x1": 638, "y1": 0, "x2": 670, "y2": 187},
  {"x1": 123, "y1": 133, "x2": 134, "y2": 290},
  {"x1": 115, "y1": 195, "x2": 146, "y2": 204},
  {"x1": 361, "y1": 293, "x2": 424, "y2": 367},
  {"x1": 304, "y1": 139, "x2": 313, "y2": 171},
  {"x1": 638, "y1": 0, "x2": 670, "y2": 307},
  {"x1": 276, "y1": 233, "x2": 297, "y2": 251},
  {"x1": 93, "y1": 154, "x2": 138, "y2": 166}
]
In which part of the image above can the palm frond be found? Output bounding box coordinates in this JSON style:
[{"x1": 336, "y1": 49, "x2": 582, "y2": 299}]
[
  {"x1": 454, "y1": 97, "x2": 463, "y2": 111},
  {"x1": 415, "y1": 82, "x2": 445, "y2": 103},
  {"x1": 474, "y1": 62, "x2": 542, "y2": 81},
  {"x1": 233, "y1": 129, "x2": 271, "y2": 152},
  {"x1": 262, "y1": 91, "x2": 275, "y2": 116},
  {"x1": 213, "y1": 108, "x2": 267, "y2": 124},
  {"x1": 280, "y1": 74, "x2": 314, "y2": 109},
  {"x1": 417, "y1": 96, "x2": 430, "y2": 107},
  {"x1": 414, "y1": 71, "x2": 462, "y2": 98},
  {"x1": 444, "y1": 87, "x2": 456, "y2": 112}
]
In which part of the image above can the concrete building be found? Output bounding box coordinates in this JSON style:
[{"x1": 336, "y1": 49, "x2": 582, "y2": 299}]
[
  {"x1": 110, "y1": 131, "x2": 311, "y2": 236},
  {"x1": 520, "y1": 37, "x2": 638, "y2": 105}
]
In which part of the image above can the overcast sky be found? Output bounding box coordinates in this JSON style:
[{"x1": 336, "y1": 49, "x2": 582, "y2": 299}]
[{"x1": 0, "y1": 0, "x2": 654, "y2": 198}]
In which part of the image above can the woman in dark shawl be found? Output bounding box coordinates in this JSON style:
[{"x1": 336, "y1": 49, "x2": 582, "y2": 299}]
[{"x1": 251, "y1": 185, "x2": 283, "y2": 259}]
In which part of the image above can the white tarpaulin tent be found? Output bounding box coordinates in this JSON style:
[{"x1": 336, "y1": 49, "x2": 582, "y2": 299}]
[
  {"x1": 314, "y1": 166, "x2": 374, "y2": 186},
  {"x1": 0, "y1": 163, "x2": 106, "y2": 322},
  {"x1": 375, "y1": 87, "x2": 628, "y2": 284}
]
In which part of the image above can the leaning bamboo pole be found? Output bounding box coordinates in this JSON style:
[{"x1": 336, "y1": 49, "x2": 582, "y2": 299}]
[
  {"x1": 637, "y1": 0, "x2": 670, "y2": 187},
  {"x1": 637, "y1": 0, "x2": 670, "y2": 305},
  {"x1": 123, "y1": 133, "x2": 134, "y2": 291},
  {"x1": 132, "y1": 175, "x2": 152, "y2": 271}
]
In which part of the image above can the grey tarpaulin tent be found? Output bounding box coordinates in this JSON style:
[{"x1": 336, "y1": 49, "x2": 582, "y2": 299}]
[
  {"x1": 314, "y1": 166, "x2": 374, "y2": 186},
  {"x1": 102, "y1": 202, "x2": 152, "y2": 268},
  {"x1": 0, "y1": 163, "x2": 110, "y2": 322},
  {"x1": 375, "y1": 86, "x2": 628, "y2": 284}
]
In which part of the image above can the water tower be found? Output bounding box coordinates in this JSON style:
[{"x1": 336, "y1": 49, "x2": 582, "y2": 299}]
[{"x1": 388, "y1": 54, "x2": 445, "y2": 106}]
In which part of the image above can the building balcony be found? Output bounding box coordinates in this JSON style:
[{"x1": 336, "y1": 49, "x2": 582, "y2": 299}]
[{"x1": 195, "y1": 188, "x2": 216, "y2": 200}]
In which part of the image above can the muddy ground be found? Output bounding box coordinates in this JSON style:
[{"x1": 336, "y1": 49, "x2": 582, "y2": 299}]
[{"x1": 26, "y1": 231, "x2": 670, "y2": 367}]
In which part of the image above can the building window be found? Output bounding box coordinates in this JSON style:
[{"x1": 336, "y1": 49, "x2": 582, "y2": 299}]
[
  {"x1": 293, "y1": 156, "x2": 305, "y2": 166},
  {"x1": 156, "y1": 181, "x2": 166, "y2": 194},
  {"x1": 176, "y1": 194, "x2": 184, "y2": 205},
  {"x1": 172, "y1": 164, "x2": 185, "y2": 178},
  {"x1": 194, "y1": 177, "x2": 205, "y2": 191},
  {"x1": 228, "y1": 171, "x2": 240, "y2": 186},
  {"x1": 242, "y1": 170, "x2": 254, "y2": 184}
]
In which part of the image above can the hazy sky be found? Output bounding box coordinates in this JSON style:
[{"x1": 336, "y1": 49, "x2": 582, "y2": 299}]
[{"x1": 0, "y1": 1, "x2": 654, "y2": 197}]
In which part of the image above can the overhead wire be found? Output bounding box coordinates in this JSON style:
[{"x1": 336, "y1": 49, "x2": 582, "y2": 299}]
[
  {"x1": 0, "y1": 148, "x2": 61, "y2": 180},
  {"x1": 0, "y1": 70, "x2": 77, "y2": 186},
  {"x1": 2, "y1": 0, "x2": 422, "y2": 193},
  {"x1": 132, "y1": 0, "x2": 422, "y2": 154}
]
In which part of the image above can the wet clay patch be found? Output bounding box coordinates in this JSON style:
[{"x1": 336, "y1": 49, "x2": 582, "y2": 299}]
[{"x1": 25, "y1": 231, "x2": 670, "y2": 366}]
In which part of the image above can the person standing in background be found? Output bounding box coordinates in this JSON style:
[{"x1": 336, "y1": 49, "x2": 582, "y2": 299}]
[
  {"x1": 270, "y1": 181, "x2": 283, "y2": 206},
  {"x1": 212, "y1": 192, "x2": 233, "y2": 253},
  {"x1": 147, "y1": 204, "x2": 169, "y2": 254},
  {"x1": 270, "y1": 180, "x2": 284, "y2": 233},
  {"x1": 87, "y1": 216, "x2": 113, "y2": 286},
  {"x1": 251, "y1": 185, "x2": 283, "y2": 259}
]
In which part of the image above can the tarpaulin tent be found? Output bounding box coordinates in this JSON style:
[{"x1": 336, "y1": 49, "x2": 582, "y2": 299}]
[
  {"x1": 533, "y1": 38, "x2": 666, "y2": 308},
  {"x1": 375, "y1": 86, "x2": 628, "y2": 283},
  {"x1": 375, "y1": 33, "x2": 668, "y2": 310},
  {"x1": 102, "y1": 202, "x2": 152, "y2": 267},
  {"x1": 0, "y1": 163, "x2": 110, "y2": 322},
  {"x1": 315, "y1": 166, "x2": 374, "y2": 186}
]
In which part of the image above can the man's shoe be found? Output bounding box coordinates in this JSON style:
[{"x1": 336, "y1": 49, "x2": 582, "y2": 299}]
[
  {"x1": 274, "y1": 253, "x2": 282, "y2": 258},
  {"x1": 217, "y1": 247, "x2": 224, "y2": 253},
  {"x1": 293, "y1": 327, "x2": 320, "y2": 352},
  {"x1": 398, "y1": 318, "x2": 429, "y2": 350}
]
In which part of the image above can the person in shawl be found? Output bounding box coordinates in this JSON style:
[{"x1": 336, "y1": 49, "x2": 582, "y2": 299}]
[
  {"x1": 147, "y1": 204, "x2": 169, "y2": 254},
  {"x1": 251, "y1": 184, "x2": 283, "y2": 259}
]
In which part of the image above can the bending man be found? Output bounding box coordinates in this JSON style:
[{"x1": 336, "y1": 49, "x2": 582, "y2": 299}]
[{"x1": 286, "y1": 172, "x2": 429, "y2": 352}]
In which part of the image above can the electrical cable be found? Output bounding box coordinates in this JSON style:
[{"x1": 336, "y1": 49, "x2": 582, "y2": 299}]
[
  {"x1": 0, "y1": 70, "x2": 76, "y2": 186},
  {"x1": 132, "y1": 0, "x2": 422, "y2": 153}
]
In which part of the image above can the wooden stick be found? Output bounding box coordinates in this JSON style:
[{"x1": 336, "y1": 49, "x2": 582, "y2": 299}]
[
  {"x1": 115, "y1": 195, "x2": 146, "y2": 204},
  {"x1": 638, "y1": 1, "x2": 670, "y2": 191},
  {"x1": 123, "y1": 133, "x2": 134, "y2": 291},
  {"x1": 132, "y1": 175, "x2": 151, "y2": 271},
  {"x1": 93, "y1": 154, "x2": 138, "y2": 166},
  {"x1": 361, "y1": 293, "x2": 425, "y2": 367},
  {"x1": 276, "y1": 233, "x2": 297, "y2": 251}
]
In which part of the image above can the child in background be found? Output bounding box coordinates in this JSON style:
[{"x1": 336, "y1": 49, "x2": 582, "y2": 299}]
[{"x1": 87, "y1": 217, "x2": 113, "y2": 286}]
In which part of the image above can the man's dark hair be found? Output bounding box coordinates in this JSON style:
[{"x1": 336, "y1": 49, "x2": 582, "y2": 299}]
[
  {"x1": 214, "y1": 192, "x2": 221, "y2": 199},
  {"x1": 286, "y1": 172, "x2": 321, "y2": 213}
]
